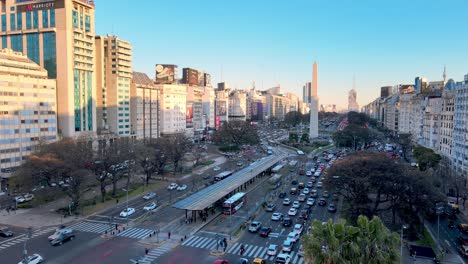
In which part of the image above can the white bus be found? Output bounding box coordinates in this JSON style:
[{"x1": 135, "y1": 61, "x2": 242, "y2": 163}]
[{"x1": 223, "y1": 192, "x2": 246, "y2": 215}]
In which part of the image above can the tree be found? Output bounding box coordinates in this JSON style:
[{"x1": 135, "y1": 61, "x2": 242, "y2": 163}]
[
  {"x1": 289, "y1": 132, "x2": 299, "y2": 143},
  {"x1": 166, "y1": 134, "x2": 194, "y2": 175},
  {"x1": 332, "y1": 124, "x2": 373, "y2": 151},
  {"x1": 397, "y1": 133, "x2": 413, "y2": 162},
  {"x1": 303, "y1": 216, "x2": 400, "y2": 264},
  {"x1": 347, "y1": 111, "x2": 369, "y2": 126},
  {"x1": 413, "y1": 145, "x2": 441, "y2": 170},
  {"x1": 284, "y1": 111, "x2": 303, "y2": 127},
  {"x1": 214, "y1": 120, "x2": 260, "y2": 146},
  {"x1": 300, "y1": 133, "x2": 310, "y2": 143}
]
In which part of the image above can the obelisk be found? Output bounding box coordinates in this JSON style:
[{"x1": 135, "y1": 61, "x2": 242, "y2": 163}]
[{"x1": 309, "y1": 61, "x2": 319, "y2": 139}]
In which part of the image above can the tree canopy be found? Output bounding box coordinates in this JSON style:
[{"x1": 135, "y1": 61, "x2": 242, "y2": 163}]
[
  {"x1": 413, "y1": 145, "x2": 441, "y2": 171},
  {"x1": 214, "y1": 120, "x2": 260, "y2": 146}
]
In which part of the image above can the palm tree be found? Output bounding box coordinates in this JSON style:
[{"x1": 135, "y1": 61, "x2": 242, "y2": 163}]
[{"x1": 302, "y1": 216, "x2": 399, "y2": 264}]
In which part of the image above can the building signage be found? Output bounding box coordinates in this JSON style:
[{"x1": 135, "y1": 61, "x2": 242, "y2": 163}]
[
  {"x1": 155, "y1": 64, "x2": 177, "y2": 84},
  {"x1": 17, "y1": 0, "x2": 64, "y2": 12}
]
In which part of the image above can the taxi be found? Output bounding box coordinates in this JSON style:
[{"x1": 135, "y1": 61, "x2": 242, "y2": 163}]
[{"x1": 252, "y1": 258, "x2": 266, "y2": 264}]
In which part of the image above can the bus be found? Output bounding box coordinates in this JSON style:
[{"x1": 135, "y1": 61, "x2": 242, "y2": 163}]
[
  {"x1": 271, "y1": 164, "x2": 284, "y2": 173},
  {"x1": 214, "y1": 171, "x2": 233, "y2": 182},
  {"x1": 288, "y1": 160, "x2": 298, "y2": 167},
  {"x1": 223, "y1": 192, "x2": 246, "y2": 215}
]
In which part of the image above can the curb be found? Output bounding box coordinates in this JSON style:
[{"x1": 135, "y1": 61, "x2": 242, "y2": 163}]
[
  {"x1": 210, "y1": 250, "x2": 226, "y2": 257},
  {"x1": 138, "y1": 240, "x2": 166, "y2": 247}
]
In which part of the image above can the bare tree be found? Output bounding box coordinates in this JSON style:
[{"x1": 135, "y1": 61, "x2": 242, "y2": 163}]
[{"x1": 166, "y1": 134, "x2": 194, "y2": 175}]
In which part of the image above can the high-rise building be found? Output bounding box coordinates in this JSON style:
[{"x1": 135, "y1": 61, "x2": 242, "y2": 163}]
[
  {"x1": 95, "y1": 35, "x2": 133, "y2": 136},
  {"x1": 158, "y1": 84, "x2": 187, "y2": 136},
  {"x1": 309, "y1": 61, "x2": 319, "y2": 139},
  {"x1": 130, "y1": 72, "x2": 159, "y2": 140},
  {"x1": 348, "y1": 89, "x2": 359, "y2": 112},
  {"x1": 0, "y1": 48, "x2": 57, "y2": 182},
  {"x1": 303, "y1": 82, "x2": 311, "y2": 103},
  {"x1": 228, "y1": 90, "x2": 247, "y2": 121},
  {"x1": 453, "y1": 74, "x2": 468, "y2": 177},
  {"x1": 0, "y1": 0, "x2": 96, "y2": 137}
]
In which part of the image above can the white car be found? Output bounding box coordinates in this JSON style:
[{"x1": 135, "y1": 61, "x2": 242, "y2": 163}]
[
  {"x1": 317, "y1": 182, "x2": 323, "y2": 188},
  {"x1": 213, "y1": 166, "x2": 221, "y2": 171},
  {"x1": 314, "y1": 171, "x2": 321, "y2": 177},
  {"x1": 167, "y1": 183, "x2": 178, "y2": 190},
  {"x1": 119, "y1": 207, "x2": 136, "y2": 217},
  {"x1": 283, "y1": 198, "x2": 291, "y2": 205},
  {"x1": 271, "y1": 212, "x2": 283, "y2": 221},
  {"x1": 18, "y1": 253, "x2": 43, "y2": 264},
  {"x1": 305, "y1": 170, "x2": 312, "y2": 176},
  {"x1": 282, "y1": 239, "x2": 293, "y2": 252},
  {"x1": 143, "y1": 202, "x2": 157, "y2": 211},
  {"x1": 292, "y1": 201, "x2": 300, "y2": 208},
  {"x1": 307, "y1": 198, "x2": 315, "y2": 206},
  {"x1": 287, "y1": 231, "x2": 300, "y2": 243},
  {"x1": 267, "y1": 244, "x2": 279, "y2": 256},
  {"x1": 302, "y1": 188, "x2": 310, "y2": 195},
  {"x1": 48, "y1": 228, "x2": 73, "y2": 241},
  {"x1": 15, "y1": 196, "x2": 25, "y2": 203},
  {"x1": 294, "y1": 224, "x2": 303, "y2": 235},
  {"x1": 142, "y1": 192, "x2": 156, "y2": 200},
  {"x1": 276, "y1": 253, "x2": 292, "y2": 264},
  {"x1": 177, "y1": 184, "x2": 187, "y2": 191},
  {"x1": 288, "y1": 208, "x2": 297, "y2": 216}
]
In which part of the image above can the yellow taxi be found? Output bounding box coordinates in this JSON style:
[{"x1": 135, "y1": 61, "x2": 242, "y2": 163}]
[{"x1": 252, "y1": 258, "x2": 266, "y2": 264}]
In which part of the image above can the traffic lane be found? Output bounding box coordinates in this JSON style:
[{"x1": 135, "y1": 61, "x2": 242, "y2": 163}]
[
  {"x1": 0, "y1": 230, "x2": 98, "y2": 264},
  {"x1": 158, "y1": 245, "x2": 219, "y2": 264},
  {"x1": 427, "y1": 216, "x2": 464, "y2": 251}
]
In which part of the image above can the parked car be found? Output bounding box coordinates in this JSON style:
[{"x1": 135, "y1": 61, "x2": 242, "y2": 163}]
[
  {"x1": 213, "y1": 166, "x2": 221, "y2": 171},
  {"x1": 294, "y1": 224, "x2": 303, "y2": 235},
  {"x1": 323, "y1": 191, "x2": 329, "y2": 198},
  {"x1": 167, "y1": 183, "x2": 178, "y2": 190},
  {"x1": 318, "y1": 198, "x2": 327, "y2": 206},
  {"x1": 328, "y1": 203, "x2": 337, "y2": 212},
  {"x1": 282, "y1": 217, "x2": 292, "y2": 227},
  {"x1": 306, "y1": 182, "x2": 313, "y2": 188},
  {"x1": 290, "y1": 188, "x2": 297, "y2": 195},
  {"x1": 299, "y1": 210, "x2": 309, "y2": 219},
  {"x1": 275, "y1": 253, "x2": 292, "y2": 264},
  {"x1": 266, "y1": 203, "x2": 276, "y2": 212},
  {"x1": 305, "y1": 170, "x2": 312, "y2": 176},
  {"x1": 50, "y1": 230, "x2": 75, "y2": 246},
  {"x1": 267, "y1": 244, "x2": 279, "y2": 256},
  {"x1": 143, "y1": 202, "x2": 157, "y2": 211},
  {"x1": 283, "y1": 198, "x2": 291, "y2": 205},
  {"x1": 302, "y1": 188, "x2": 310, "y2": 195},
  {"x1": 119, "y1": 207, "x2": 136, "y2": 217},
  {"x1": 17, "y1": 253, "x2": 43, "y2": 264},
  {"x1": 23, "y1": 193, "x2": 34, "y2": 202},
  {"x1": 14, "y1": 196, "x2": 25, "y2": 203},
  {"x1": 249, "y1": 221, "x2": 262, "y2": 233},
  {"x1": 310, "y1": 189, "x2": 318, "y2": 198},
  {"x1": 291, "y1": 179, "x2": 298, "y2": 185},
  {"x1": 298, "y1": 182, "x2": 305, "y2": 189},
  {"x1": 177, "y1": 184, "x2": 187, "y2": 191},
  {"x1": 317, "y1": 182, "x2": 323, "y2": 188},
  {"x1": 0, "y1": 226, "x2": 14, "y2": 237},
  {"x1": 459, "y1": 245, "x2": 468, "y2": 258},
  {"x1": 271, "y1": 212, "x2": 284, "y2": 221},
  {"x1": 142, "y1": 192, "x2": 156, "y2": 200},
  {"x1": 298, "y1": 245, "x2": 304, "y2": 257},
  {"x1": 298, "y1": 194, "x2": 306, "y2": 202},
  {"x1": 259, "y1": 227, "x2": 272, "y2": 237}
]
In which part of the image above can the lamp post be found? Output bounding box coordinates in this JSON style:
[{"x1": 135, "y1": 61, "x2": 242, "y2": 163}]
[{"x1": 400, "y1": 224, "x2": 408, "y2": 264}]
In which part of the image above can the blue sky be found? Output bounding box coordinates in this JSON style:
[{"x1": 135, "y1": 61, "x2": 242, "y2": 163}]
[{"x1": 95, "y1": 0, "x2": 468, "y2": 109}]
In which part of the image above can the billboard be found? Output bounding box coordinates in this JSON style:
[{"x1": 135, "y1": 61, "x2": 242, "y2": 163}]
[
  {"x1": 17, "y1": 0, "x2": 65, "y2": 12},
  {"x1": 204, "y1": 73, "x2": 211, "y2": 86},
  {"x1": 250, "y1": 102, "x2": 263, "y2": 121},
  {"x1": 183, "y1": 68, "x2": 199, "y2": 85},
  {"x1": 155, "y1": 64, "x2": 177, "y2": 84},
  {"x1": 198, "y1": 71, "x2": 205, "y2": 87},
  {"x1": 186, "y1": 103, "x2": 193, "y2": 128},
  {"x1": 215, "y1": 100, "x2": 227, "y2": 117},
  {"x1": 215, "y1": 116, "x2": 220, "y2": 129}
]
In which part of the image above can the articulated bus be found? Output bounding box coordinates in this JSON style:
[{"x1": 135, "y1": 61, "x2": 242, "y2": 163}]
[
  {"x1": 223, "y1": 192, "x2": 246, "y2": 215},
  {"x1": 214, "y1": 171, "x2": 233, "y2": 182}
]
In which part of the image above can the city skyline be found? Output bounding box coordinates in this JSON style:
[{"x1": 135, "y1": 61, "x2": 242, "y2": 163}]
[{"x1": 95, "y1": 0, "x2": 468, "y2": 109}]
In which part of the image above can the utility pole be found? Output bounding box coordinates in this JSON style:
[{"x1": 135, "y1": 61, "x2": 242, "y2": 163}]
[{"x1": 23, "y1": 227, "x2": 32, "y2": 263}]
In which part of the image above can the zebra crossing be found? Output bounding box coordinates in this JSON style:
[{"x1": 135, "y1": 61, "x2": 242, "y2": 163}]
[
  {"x1": 68, "y1": 221, "x2": 113, "y2": 234},
  {"x1": 0, "y1": 226, "x2": 56, "y2": 251},
  {"x1": 131, "y1": 242, "x2": 174, "y2": 264},
  {"x1": 118, "y1": 228, "x2": 155, "y2": 239},
  {"x1": 182, "y1": 236, "x2": 304, "y2": 264}
]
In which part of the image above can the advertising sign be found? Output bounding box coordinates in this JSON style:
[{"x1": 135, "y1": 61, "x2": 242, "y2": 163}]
[
  {"x1": 215, "y1": 116, "x2": 220, "y2": 129},
  {"x1": 204, "y1": 73, "x2": 211, "y2": 86},
  {"x1": 17, "y1": 0, "x2": 65, "y2": 12},
  {"x1": 155, "y1": 64, "x2": 177, "y2": 84},
  {"x1": 215, "y1": 100, "x2": 227, "y2": 117},
  {"x1": 198, "y1": 71, "x2": 205, "y2": 87},
  {"x1": 183, "y1": 68, "x2": 198, "y2": 85},
  {"x1": 186, "y1": 103, "x2": 193, "y2": 128}
]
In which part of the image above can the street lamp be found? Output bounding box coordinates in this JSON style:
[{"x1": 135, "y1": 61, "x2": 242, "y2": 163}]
[{"x1": 400, "y1": 225, "x2": 408, "y2": 264}]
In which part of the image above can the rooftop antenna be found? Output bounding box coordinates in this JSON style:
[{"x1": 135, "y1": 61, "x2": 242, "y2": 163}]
[{"x1": 443, "y1": 65, "x2": 447, "y2": 83}]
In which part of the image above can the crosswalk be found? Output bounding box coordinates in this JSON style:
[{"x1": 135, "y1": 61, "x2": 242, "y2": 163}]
[
  {"x1": 131, "y1": 242, "x2": 174, "y2": 264},
  {"x1": 0, "y1": 227, "x2": 56, "y2": 251},
  {"x1": 118, "y1": 228, "x2": 155, "y2": 239},
  {"x1": 182, "y1": 236, "x2": 304, "y2": 264},
  {"x1": 68, "y1": 221, "x2": 113, "y2": 234}
]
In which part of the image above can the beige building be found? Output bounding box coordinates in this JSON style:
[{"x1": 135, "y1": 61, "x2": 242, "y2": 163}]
[
  {"x1": 422, "y1": 96, "x2": 442, "y2": 150},
  {"x1": 266, "y1": 94, "x2": 290, "y2": 121},
  {"x1": 0, "y1": 49, "x2": 57, "y2": 183},
  {"x1": 159, "y1": 84, "x2": 187, "y2": 136},
  {"x1": 228, "y1": 90, "x2": 247, "y2": 121},
  {"x1": 95, "y1": 35, "x2": 132, "y2": 136},
  {"x1": 186, "y1": 85, "x2": 205, "y2": 138},
  {"x1": 0, "y1": 0, "x2": 96, "y2": 137},
  {"x1": 453, "y1": 75, "x2": 468, "y2": 177},
  {"x1": 439, "y1": 89, "x2": 454, "y2": 158},
  {"x1": 130, "y1": 72, "x2": 159, "y2": 140},
  {"x1": 398, "y1": 93, "x2": 415, "y2": 134},
  {"x1": 202, "y1": 86, "x2": 215, "y2": 130}
]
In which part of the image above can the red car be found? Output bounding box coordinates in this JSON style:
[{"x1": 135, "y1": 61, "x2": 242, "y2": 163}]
[
  {"x1": 259, "y1": 227, "x2": 272, "y2": 237},
  {"x1": 298, "y1": 169, "x2": 305, "y2": 175},
  {"x1": 318, "y1": 198, "x2": 327, "y2": 206}
]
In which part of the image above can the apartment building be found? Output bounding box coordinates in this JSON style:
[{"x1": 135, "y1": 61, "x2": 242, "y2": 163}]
[{"x1": 130, "y1": 72, "x2": 159, "y2": 140}]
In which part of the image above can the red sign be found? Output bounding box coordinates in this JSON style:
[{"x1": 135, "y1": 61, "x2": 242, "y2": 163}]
[{"x1": 215, "y1": 116, "x2": 220, "y2": 129}]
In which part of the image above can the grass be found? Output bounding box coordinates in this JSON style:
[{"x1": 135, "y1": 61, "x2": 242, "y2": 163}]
[
  {"x1": 416, "y1": 228, "x2": 437, "y2": 250},
  {"x1": 199, "y1": 160, "x2": 215, "y2": 166},
  {"x1": 81, "y1": 181, "x2": 162, "y2": 216}
]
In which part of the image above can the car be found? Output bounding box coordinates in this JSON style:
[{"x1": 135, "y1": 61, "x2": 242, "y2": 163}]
[
  {"x1": 267, "y1": 244, "x2": 279, "y2": 256},
  {"x1": 298, "y1": 169, "x2": 305, "y2": 175},
  {"x1": 282, "y1": 240, "x2": 293, "y2": 252},
  {"x1": 279, "y1": 192, "x2": 287, "y2": 198},
  {"x1": 287, "y1": 232, "x2": 300, "y2": 243},
  {"x1": 458, "y1": 236, "x2": 468, "y2": 246},
  {"x1": 213, "y1": 260, "x2": 229, "y2": 264},
  {"x1": 307, "y1": 198, "x2": 315, "y2": 206},
  {"x1": 143, "y1": 202, "x2": 157, "y2": 211},
  {"x1": 0, "y1": 226, "x2": 14, "y2": 237},
  {"x1": 288, "y1": 208, "x2": 298, "y2": 216},
  {"x1": 275, "y1": 253, "x2": 292, "y2": 264},
  {"x1": 332, "y1": 192, "x2": 339, "y2": 201},
  {"x1": 283, "y1": 198, "x2": 291, "y2": 205},
  {"x1": 177, "y1": 184, "x2": 187, "y2": 191},
  {"x1": 306, "y1": 182, "x2": 313, "y2": 188},
  {"x1": 271, "y1": 212, "x2": 284, "y2": 221},
  {"x1": 328, "y1": 203, "x2": 337, "y2": 212},
  {"x1": 213, "y1": 166, "x2": 221, "y2": 171},
  {"x1": 323, "y1": 191, "x2": 329, "y2": 198},
  {"x1": 252, "y1": 258, "x2": 266, "y2": 264},
  {"x1": 48, "y1": 228, "x2": 73, "y2": 241},
  {"x1": 302, "y1": 188, "x2": 310, "y2": 195},
  {"x1": 314, "y1": 171, "x2": 321, "y2": 177},
  {"x1": 294, "y1": 224, "x2": 303, "y2": 235},
  {"x1": 23, "y1": 193, "x2": 34, "y2": 202},
  {"x1": 305, "y1": 170, "x2": 312, "y2": 176},
  {"x1": 142, "y1": 192, "x2": 156, "y2": 200},
  {"x1": 17, "y1": 253, "x2": 44, "y2": 264},
  {"x1": 459, "y1": 224, "x2": 468, "y2": 234},
  {"x1": 167, "y1": 183, "x2": 178, "y2": 190},
  {"x1": 14, "y1": 196, "x2": 25, "y2": 203},
  {"x1": 290, "y1": 188, "x2": 297, "y2": 195},
  {"x1": 311, "y1": 177, "x2": 317, "y2": 183},
  {"x1": 318, "y1": 198, "x2": 327, "y2": 206},
  {"x1": 298, "y1": 194, "x2": 306, "y2": 202},
  {"x1": 259, "y1": 227, "x2": 272, "y2": 237},
  {"x1": 310, "y1": 189, "x2": 318, "y2": 198},
  {"x1": 317, "y1": 182, "x2": 323, "y2": 188},
  {"x1": 235, "y1": 258, "x2": 248, "y2": 264},
  {"x1": 50, "y1": 230, "x2": 75, "y2": 246},
  {"x1": 299, "y1": 210, "x2": 309, "y2": 219},
  {"x1": 292, "y1": 201, "x2": 300, "y2": 208},
  {"x1": 266, "y1": 203, "x2": 276, "y2": 212},
  {"x1": 237, "y1": 162, "x2": 243, "y2": 166},
  {"x1": 249, "y1": 221, "x2": 262, "y2": 233},
  {"x1": 459, "y1": 245, "x2": 468, "y2": 258},
  {"x1": 298, "y1": 182, "x2": 305, "y2": 189},
  {"x1": 119, "y1": 207, "x2": 136, "y2": 217},
  {"x1": 291, "y1": 179, "x2": 298, "y2": 185},
  {"x1": 282, "y1": 217, "x2": 292, "y2": 227},
  {"x1": 298, "y1": 244, "x2": 304, "y2": 257}
]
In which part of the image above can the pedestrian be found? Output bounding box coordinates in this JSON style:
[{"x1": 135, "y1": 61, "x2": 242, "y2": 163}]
[
  {"x1": 6, "y1": 207, "x2": 9, "y2": 215},
  {"x1": 145, "y1": 248, "x2": 149, "y2": 255},
  {"x1": 168, "y1": 231, "x2": 171, "y2": 239},
  {"x1": 116, "y1": 198, "x2": 119, "y2": 204}
]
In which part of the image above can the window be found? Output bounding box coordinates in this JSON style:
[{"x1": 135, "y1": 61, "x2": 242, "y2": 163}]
[
  {"x1": 11, "y1": 35, "x2": 23, "y2": 53},
  {"x1": 1, "y1": 15, "x2": 6, "y2": 32},
  {"x1": 72, "y1": 10, "x2": 78, "y2": 28},
  {"x1": 85, "y1": 15, "x2": 90, "y2": 31},
  {"x1": 10, "y1": 13, "x2": 15, "y2": 31},
  {"x1": 43, "y1": 32, "x2": 56, "y2": 78},
  {"x1": 50, "y1": 9, "x2": 55, "y2": 27},
  {"x1": 1, "y1": 36, "x2": 6, "y2": 49},
  {"x1": 26, "y1": 11, "x2": 31, "y2": 29},
  {"x1": 42, "y1": 10, "x2": 48, "y2": 28},
  {"x1": 33, "y1": 10, "x2": 38, "y2": 29},
  {"x1": 27, "y1": 33, "x2": 39, "y2": 64},
  {"x1": 16, "y1": 13, "x2": 22, "y2": 30}
]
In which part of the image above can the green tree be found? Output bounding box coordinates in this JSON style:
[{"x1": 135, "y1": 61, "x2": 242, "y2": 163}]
[
  {"x1": 214, "y1": 120, "x2": 260, "y2": 146},
  {"x1": 303, "y1": 216, "x2": 400, "y2": 264},
  {"x1": 413, "y1": 145, "x2": 441, "y2": 170},
  {"x1": 347, "y1": 111, "x2": 369, "y2": 126},
  {"x1": 289, "y1": 132, "x2": 299, "y2": 143},
  {"x1": 284, "y1": 111, "x2": 303, "y2": 127},
  {"x1": 166, "y1": 134, "x2": 194, "y2": 175},
  {"x1": 301, "y1": 133, "x2": 310, "y2": 143},
  {"x1": 332, "y1": 124, "x2": 373, "y2": 151},
  {"x1": 397, "y1": 133, "x2": 413, "y2": 162}
]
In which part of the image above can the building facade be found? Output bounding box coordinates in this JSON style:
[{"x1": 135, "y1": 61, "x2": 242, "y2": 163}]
[
  {"x1": 158, "y1": 84, "x2": 187, "y2": 136},
  {"x1": 0, "y1": 0, "x2": 97, "y2": 137},
  {"x1": 95, "y1": 35, "x2": 133, "y2": 136},
  {"x1": 130, "y1": 72, "x2": 159, "y2": 140},
  {"x1": 228, "y1": 90, "x2": 247, "y2": 121},
  {"x1": 439, "y1": 89, "x2": 454, "y2": 159},
  {"x1": 0, "y1": 48, "x2": 57, "y2": 183},
  {"x1": 453, "y1": 74, "x2": 468, "y2": 177}
]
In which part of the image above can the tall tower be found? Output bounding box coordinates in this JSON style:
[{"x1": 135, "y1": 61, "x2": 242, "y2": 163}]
[
  {"x1": 443, "y1": 65, "x2": 447, "y2": 83},
  {"x1": 309, "y1": 61, "x2": 319, "y2": 139}
]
